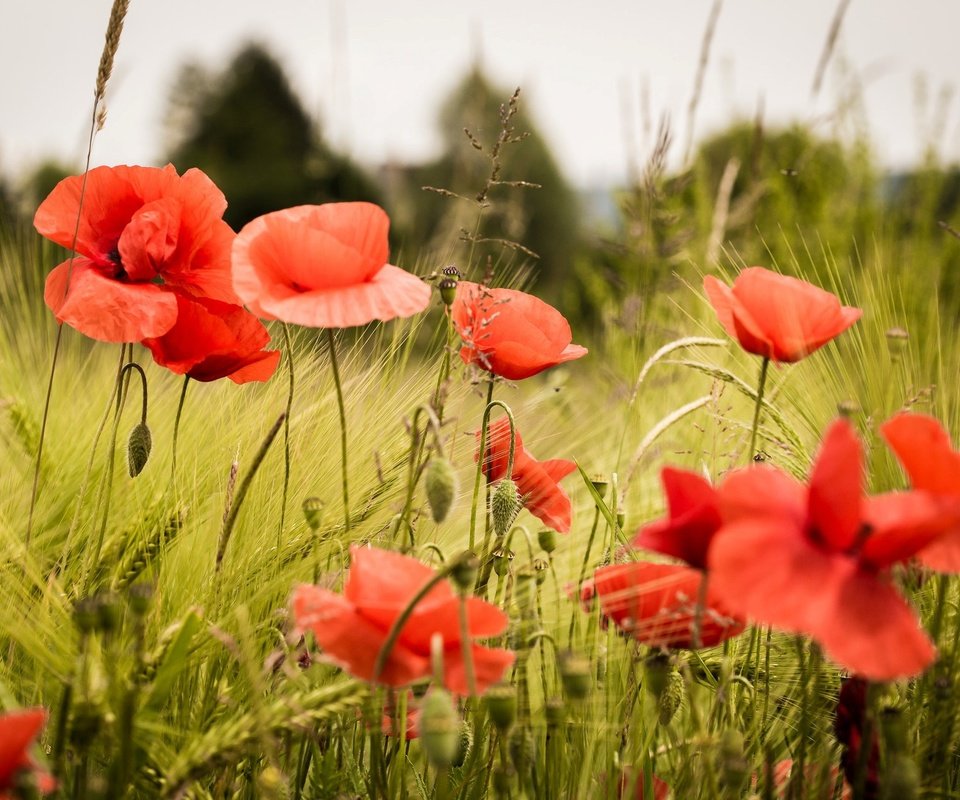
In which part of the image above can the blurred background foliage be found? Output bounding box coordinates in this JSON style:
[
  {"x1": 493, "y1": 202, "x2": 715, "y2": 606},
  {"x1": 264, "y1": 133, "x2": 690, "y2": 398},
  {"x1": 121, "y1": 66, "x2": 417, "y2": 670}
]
[{"x1": 3, "y1": 40, "x2": 960, "y2": 346}]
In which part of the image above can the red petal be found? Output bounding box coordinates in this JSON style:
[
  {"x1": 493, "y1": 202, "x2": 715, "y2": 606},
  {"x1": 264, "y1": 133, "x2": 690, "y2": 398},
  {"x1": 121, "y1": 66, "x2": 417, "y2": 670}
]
[
  {"x1": 44, "y1": 258, "x2": 178, "y2": 342},
  {"x1": 719, "y1": 465, "x2": 807, "y2": 526},
  {"x1": 0, "y1": 708, "x2": 47, "y2": 789},
  {"x1": 117, "y1": 196, "x2": 181, "y2": 281},
  {"x1": 291, "y1": 584, "x2": 428, "y2": 686},
  {"x1": 345, "y1": 546, "x2": 452, "y2": 610},
  {"x1": 881, "y1": 412, "x2": 960, "y2": 495},
  {"x1": 444, "y1": 644, "x2": 515, "y2": 696},
  {"x1": 861, "y1": 491, "x2": 958, "y2": 569},
  {"x1": 704, "y1": 274, "x2": 773, "y2": 359},
  {"x1": 808, "y1": 420, "x2": 863, "y2": 552}
]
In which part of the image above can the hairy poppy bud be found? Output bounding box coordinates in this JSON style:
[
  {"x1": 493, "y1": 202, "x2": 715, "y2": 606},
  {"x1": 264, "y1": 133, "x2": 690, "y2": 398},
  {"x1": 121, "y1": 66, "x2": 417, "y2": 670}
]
[
  {"x1": 425, "y1": 457, "x2": 458, "y2": 523},
  {"x1": 658, "y1": 669, "x2": 684, "y2": 726},
  {"x1": 302, "y1": 497, "x2": 325, "y2": 530},
  {"x1": 491, "y1": 479, "x2": 520, "y2": 536},
  {"x1": 127, "y1": 422, "x2": 152, "y2": 477},
  {"x1": 537, "y1": 528, "x2": 557, "y2": 554},
  {"x1": 418, "y1": 689, "x2": 460, "y2": 768},
  {"x1": 452, "y1": 719, "x2": 473, "y2": 768},
  {"x1": 485, "y1": 683, "x2": 517, "y2": 732}
]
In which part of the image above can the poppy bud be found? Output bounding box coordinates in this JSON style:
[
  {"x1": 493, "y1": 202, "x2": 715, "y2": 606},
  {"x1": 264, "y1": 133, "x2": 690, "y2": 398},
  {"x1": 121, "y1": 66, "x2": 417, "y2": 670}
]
[
  {"x1": 882, "y1": 755, "x2": 919, "y2": 800},
  {"x1": 485, "y1": 683, "x2": 518, "y2": 732},
  {"x1": 449, "y1": 551, "x2": 479, "y2": 593},
  {"x1": 545, "y1": 696, "x2": 565, "y2": 728},
  {"x1": 452, "y1": 719, "x2": 473, "y2": 768},
  {"x1": 886, "y1": 326, "x2": 909, "y2": 357},
  {"x1": 127, "y1": 422, "x2": 152, "y2": 477},
  {"x1": 439, "y1": 278, "x2": 459, "y2": 307},
  {"x1": 559, "y1": 652, "x2": 592, "y2": 700},
  {"x1": 418, "y1": 689, "x2": 460, "y2": 769},
  {"x1": 508, "y1": 727, "x2": 536, "y2": 773},
  {"x1": 425, "y1": 457, "x2": 458, "y2": 523},
  {"x1": 492, "y1": 548, "x2": 515, "y2": 577},
  {"x1": 616, "y1": 507, "x2": 626, "y2": 530},
  {"x1": 658, "y1": 670, "x2": 684, "y2": 726},
  {"x1": 302, "y1": 497, "x2": 325, "y2": 530},
  {"x1": 537, "y1": 528, "x2": 557, "y2": 554},
  {"x1": 491, "y1": 479, "x2": 521, "y2": 537},
  {"x1": 643, "y1": 653, "x2": 673, "y2": 700}
]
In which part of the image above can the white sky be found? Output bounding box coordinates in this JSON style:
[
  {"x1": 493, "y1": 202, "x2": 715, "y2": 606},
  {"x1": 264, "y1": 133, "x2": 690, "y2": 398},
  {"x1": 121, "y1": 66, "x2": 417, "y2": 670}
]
[{"x1": 2, "y1": 1, "x2": 959, "y2": 188}]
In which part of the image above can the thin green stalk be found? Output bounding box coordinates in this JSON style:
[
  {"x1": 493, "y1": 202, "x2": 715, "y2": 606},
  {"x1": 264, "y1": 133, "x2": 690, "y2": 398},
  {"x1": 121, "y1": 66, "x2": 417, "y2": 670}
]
[
  {"x1": 327, "y1": 328, "x2": 350, "y2": 533},
  {"x1": 215, "y1": 413, "x2": 286, "y2": 574},
  {"x1": 169, "y1": 375, "x2": 190, "y2": 487},
  {"x1": 569, "y1": 505, "x2": 601, "y2": 646},
  {"x1": 468, "y1": 380, "x2": 496, "y2": 551},
  {"x1": 747, "y1": 357, "x2": 770, "y2": 461},
  {"x1": 396, "y1": 404, "x2": 444, "y2": 548},
  {"x1": 279, "y1": 323, "x2": 296, "y2": 549}
]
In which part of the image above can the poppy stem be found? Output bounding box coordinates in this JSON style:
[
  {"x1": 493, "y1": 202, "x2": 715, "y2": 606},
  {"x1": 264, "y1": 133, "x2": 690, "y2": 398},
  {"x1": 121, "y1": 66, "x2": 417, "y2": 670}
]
[
  {"x1": 279, "y1": 323, "x2": 296, "y2": 550},
  {"x1": 747, "y1": 357, "x2": 770, "y2": 462},
  {"x1": 691, "y1": 570, "x2": 708, "y2": 650},
  {"x1": 169, "y1": 376, "x2": 190, "y2": 487},
  {"x1": 326, "y1": 328, "x2": 350, "y2": 534},
  {"x1": 397, "y1": 404, "x2": 445, "y2": 549},
  {"x1": 569, "y1": 505, "x2": 602, "y2": 647}
]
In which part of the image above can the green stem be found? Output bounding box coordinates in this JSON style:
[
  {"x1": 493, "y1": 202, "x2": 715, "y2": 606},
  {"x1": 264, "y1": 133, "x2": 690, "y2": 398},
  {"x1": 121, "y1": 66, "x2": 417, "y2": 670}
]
[
  {"x1": 747, "y1": 357, "x2": 770, "y2": 462},
  {"x1": 327, "y1": 328, "x2": 350, "y2": 533},
  {"x1": 169, "y1": 375, "x2": 190, "y2": 487},
  {"x1": 216, "y1": 413, "x2": 286, "y2": 573},
  {"x1": 396, "y1": 404, "x2": 445, "y2": 548},
  {"x1": 569, "y1": 506, "x2": 602, "y2": 646},
  {"x1": 469, "y1": 380, "x2": 496, "y2": 552},
  {"x1": 279, "y1": 323, "x2": 296, "y2": 549},
  {"x1": 458, "y1": 593, "x2": 477, "y2": 697}
]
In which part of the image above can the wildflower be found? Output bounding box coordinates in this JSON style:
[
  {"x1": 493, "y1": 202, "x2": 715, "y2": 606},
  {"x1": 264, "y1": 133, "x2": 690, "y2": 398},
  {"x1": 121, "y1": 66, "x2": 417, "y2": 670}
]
[
  {"x1": 35, "y1": 164, "x2": 238, "y2": 342},
  {"x1": 477, "y1": 416, "x2": 575, "y2": 533},
  {"x1": 703, "y1": 267, "x2": 861, "y2": 363},
  {"x1": 709, "y1": 419, "x2": 950, "y2": 680},
  {"x1": 292, "y1": 546, "x2": 513, "y2": 696},
  {"x1": 880, "y1": 412, "x2": 960, "y2": 571},
  {"x1": 142, "y1": 292, "x2": 280, "y2": 383},
  {"x1": 0, "y1": 708, "x2": 55, "y2": 797},
  {"x1": 632, "y1": 467, "x2": 722, "y2": 570},
  {"x1": 451, "y1": 281, "x2": 587, "y2": 380},
  {"x1": 588, "y1": 561, "x2": 745, "y2": 649},
  {"x1": 232, "y1": 202, "x2": 431, "y2": 328}
]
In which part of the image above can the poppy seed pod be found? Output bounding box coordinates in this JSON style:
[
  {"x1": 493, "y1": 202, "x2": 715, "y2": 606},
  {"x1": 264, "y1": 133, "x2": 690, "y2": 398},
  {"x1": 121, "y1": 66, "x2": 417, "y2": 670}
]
[
  {"x1": 485, "y1": 683, "x2": 517, "y2": 732},
  {"x1": 439, "y1": 278, "x2": 458, "y2": 307},
  {"x1": 418, "y1": 689, "x2": 460, "y2": 768},
  {"x1": 491, "y1": 479, "x2": 521, "y2": 537},
  {"x1": 302, "y1": 497, "x2": 325, "y2": 530},
  {"x1": 449, "y1": 552, "x2": 479, "y2": 593},
  {"x1": 127, "y1": 422, "x2": 152, "y2": 478},
  {"x1": 492, "y1": 548, "x2": 515, "y2": 577},
  {"x1": 886, "y1": 326, "x2": 909, "y2": 357},
  {"x1": 559, "y1": 652, "x2": 592, "y2": 700},
  {"x1": 545, "y1": 696, "x2": 565, "y2": 727},
  {"x1": 537, "y1": 528, "x2": 557, "y2": 554},
  {"x1": 425, "y1": 457, "x2": 458, "y2": 524}
]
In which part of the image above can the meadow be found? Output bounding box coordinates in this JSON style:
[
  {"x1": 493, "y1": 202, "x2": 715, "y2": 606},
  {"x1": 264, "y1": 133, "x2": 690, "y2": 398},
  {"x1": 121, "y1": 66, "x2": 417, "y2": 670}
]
[{"x1": 4, "y1": 3, "x2": 960, "y2": 799}]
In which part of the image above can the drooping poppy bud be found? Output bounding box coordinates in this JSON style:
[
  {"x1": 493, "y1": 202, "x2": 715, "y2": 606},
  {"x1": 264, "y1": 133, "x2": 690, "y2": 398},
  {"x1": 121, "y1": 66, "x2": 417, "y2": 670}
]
[
  {"x1": 425, "y1": 457, "x2": 458, "y2": 523},
  {"x1": 491, "y1": 479, "x2": 521, "y2": 536},
  {"x1": 418, "y1": 689, "x2": 460, "y2": 769},
  {"x1": 127, "y1": 422, "x2": 152, "y2": 477}
]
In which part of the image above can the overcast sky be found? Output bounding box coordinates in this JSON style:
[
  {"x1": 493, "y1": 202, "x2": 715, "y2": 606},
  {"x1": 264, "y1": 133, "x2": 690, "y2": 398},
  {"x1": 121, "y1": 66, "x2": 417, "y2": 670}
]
[{"x1": 3, "y1": 1, "x2": 959, "y2": 187}]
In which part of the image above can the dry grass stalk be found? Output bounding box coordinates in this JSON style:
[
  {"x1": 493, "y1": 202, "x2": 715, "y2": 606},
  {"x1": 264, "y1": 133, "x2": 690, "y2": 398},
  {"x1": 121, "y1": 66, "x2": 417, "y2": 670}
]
[{"x1": 811, "y1": 0, "x2": 852, "y2": 99}]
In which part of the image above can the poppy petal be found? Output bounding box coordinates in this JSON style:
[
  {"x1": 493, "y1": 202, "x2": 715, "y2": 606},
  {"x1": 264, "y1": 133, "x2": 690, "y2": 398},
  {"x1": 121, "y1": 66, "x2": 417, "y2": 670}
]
[
  {"x1": 0, "y1": 708, "x2": 47, "y2": 789},
  {"x1": 44, "y1": 258, "x2": 178, "y2": 342},
  {"x1": 292, "y1": 584, "x2": 428, "y2": 686},
  {"x1": 345, "y1": 546, "x2": 452, "y2": 610},
  {"x1": 808, "y1": 420, "x2": 863, "y2": 552},
  {"x1": 861, "y1": 491, "x2": 957, "y2": 569},
  {"x1": 881, "y1": 412, "x2": 960, "y2": 495},
  {"x1": 719, "y1": 465, "x2": 807, "y2": 525},
  {"x1": 443, "y1": 644, "x2": 515, "y2": 697}
]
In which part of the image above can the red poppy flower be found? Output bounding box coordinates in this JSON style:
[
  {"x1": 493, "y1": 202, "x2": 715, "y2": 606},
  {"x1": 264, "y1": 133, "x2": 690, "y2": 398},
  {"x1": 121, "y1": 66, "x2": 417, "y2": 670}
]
[
  {"x1": 35, "y1": 164, "x2": 238, "y2": 342},
  {"x1": 232, "y1": 203, "x2": 431, "y2": 328},
  {"x1": 703, "y1": 267, "x2": 861, "y2": 363},
  {"x1": 381, "y1": 692, "x2": 421, "y2": 740},
  {"x1": 615, "y1": 768, "x2": 671, "y2": 800},
  {"x1": 708, "y1": 419, "x2": 949, "y2": 680},
  {"x1": 451, "y1": 281, "x2": 587, "y2": 380},
  {"x1": 0, "y1": 708, "x2": 54, "y2": 797},
  {"x1": 881, "y1": 412, "x2": 960, "y2": 571},
  {"x1": 632, "y1": 467, "x2": 722, "y2": 570},
  {"x1": 588, "y1": 561, "x2": 745, "y2": 649},
  {"x1": 142, "y1": 292, "x2": 281, "y2": 383},
  {"x1": 292, "y1": 546, "x2": 513, "y2": 696},
  {"x1": 477, "y1": 416, "x2": 576, "y2": 533}
]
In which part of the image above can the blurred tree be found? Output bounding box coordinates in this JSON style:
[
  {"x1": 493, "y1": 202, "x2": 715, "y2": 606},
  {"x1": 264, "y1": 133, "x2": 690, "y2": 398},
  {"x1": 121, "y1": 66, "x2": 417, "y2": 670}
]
[
  {"x1": 164, "y1": 43, "x2": 381, "y2": 230},
  {"x1": 385, "y1": 66, "x2": 580, "y2": 291}
]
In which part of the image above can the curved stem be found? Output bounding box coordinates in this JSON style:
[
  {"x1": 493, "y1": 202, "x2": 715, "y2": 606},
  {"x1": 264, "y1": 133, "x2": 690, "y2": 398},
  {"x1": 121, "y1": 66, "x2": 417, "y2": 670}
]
[
  {"x1": 169, "y1": 376, "x2": 190, "y2": 486},
  {"x1": 747, "y1": 357, "x2": 770, "y2": 462},
  {"x1": 326, "y1": 328, "x2": 350, "y2": 533},
  {"x1": 119, "y1": 362, "x2": 148, "y2": 424},
  {"x1": 468, "y1": 393, "x2": 517, "y2": 552},
  {"x1": 279, "y1": 323, "x2": 296, "y2": 548},
  {"x1": 395, "y1": 404, "x2": 446, "y2": 548}
]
